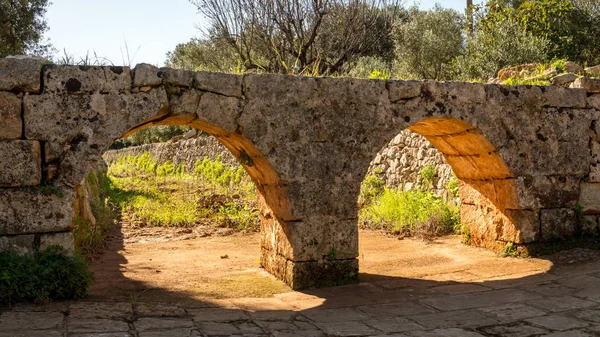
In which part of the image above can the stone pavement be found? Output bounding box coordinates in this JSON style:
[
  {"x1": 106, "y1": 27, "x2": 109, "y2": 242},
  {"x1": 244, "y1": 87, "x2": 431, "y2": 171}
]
[{"x1": 3, "y1": 252, "x2": 600, "y2": 337}]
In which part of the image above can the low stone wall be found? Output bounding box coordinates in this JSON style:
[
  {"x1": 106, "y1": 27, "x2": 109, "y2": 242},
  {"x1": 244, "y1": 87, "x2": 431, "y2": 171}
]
[
  {"x1": 103, "y1": 136, "x2": 238, "y2": 171},
  {"x1": 368, "y1": 130, "x2": 455, "y2": 200}
]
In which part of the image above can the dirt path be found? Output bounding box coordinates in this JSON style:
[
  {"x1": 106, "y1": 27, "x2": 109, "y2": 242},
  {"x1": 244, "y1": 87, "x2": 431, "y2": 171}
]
[{"x1": 89, "y1": 222, "x2": 553, "y2": 303}]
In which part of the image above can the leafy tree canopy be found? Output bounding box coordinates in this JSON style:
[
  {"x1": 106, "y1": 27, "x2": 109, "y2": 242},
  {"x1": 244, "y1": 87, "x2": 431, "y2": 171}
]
[{"x1": 0, "y1": 0, "x2": 53, "y2": 58}]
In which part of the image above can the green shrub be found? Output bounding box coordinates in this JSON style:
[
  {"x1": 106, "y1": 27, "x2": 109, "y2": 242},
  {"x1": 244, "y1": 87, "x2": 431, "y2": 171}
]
[
  {"x1": 358, "y1": 172, "x2": 386, "y2": 207},
  {"x1": 446, "y1": 175, "x2": 460, "y2": 198},
  {"x1": 0, "y1": 246, "x2": 93, "y2": 304},
  {"x1": 156, "y1": 161, "x2": 175, "y2": 177},
  {"x1": 418, "y1": 163, "x2": 437, "y2": 190},
  {"x1": 359, "y1": 188, "x2": 460, "y2": 236}
]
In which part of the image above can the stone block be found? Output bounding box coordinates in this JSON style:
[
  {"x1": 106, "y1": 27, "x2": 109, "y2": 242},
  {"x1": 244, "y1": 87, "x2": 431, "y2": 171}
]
[
  {"x1": 195, "y1": 71, "x2": 243, "y2": 97},
  {"x1": 0, "y1": 56, "x2": 44, "y2": 92},
  {"x1": 0, "y1": 140, "x2": 41, "y2": 186},
  {"x1": 586, "y1": 65, "x2": 600, "y2": 77},
  {"x1": 43, "y1": 65, "x2": 131, "y2": 93},
  {"x1": 0, "y1": 187, "x2": 74, "y2": 235},
  {"x1": 580, "y1": 183, "x2": 600, "y2": 214},
  {"x1": 387, "y1": 80, "x2": 421, "y2": 101},
  {"x1": 541, "y1": 208, "x2": 578, "y2": 241},
  {"x1": 159, "y1": 68, "x2": 193, "y2": 87},
  {"x1": 40, "y1": 231, "x2": 74, "y2": 254},
  {"x1": 503, "y1": 209, "x2": 539, "y2": 244},
  {"x1": 0, "y1": 91, "x2": 22, "y2": 139},
  {"x1": 0, "y1": 234, "x2": 35, "y2": 254},
  {"x1": 541, "y1": 86, "x2": 586, "y2": 107},
  {"x1": 516, "y1": 175, "x2": 580, "y2": 209},
  {"x1": 195, "y1": 92, "x2": 241, "y2": 134},
  {"x1": 582, "y1": 215, "x2": 598, "y2": 236},
  {"x1": 549, "y1": 73, "x2": 577, "y2": 86},
  {"x1": 589, "y1": 94, "x2": 600, "y2": 110},
  {"x1": 571, "y1": 77, "x2": 600, "y2": 93},
  {"x1": 133, "y1": 63, "x2": 161, "y2": 87}
]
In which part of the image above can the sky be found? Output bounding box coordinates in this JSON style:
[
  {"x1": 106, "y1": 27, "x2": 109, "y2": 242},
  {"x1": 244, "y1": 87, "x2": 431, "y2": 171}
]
[{"x1": 45, "y1": 0, "x2": 475, "y2": 67}]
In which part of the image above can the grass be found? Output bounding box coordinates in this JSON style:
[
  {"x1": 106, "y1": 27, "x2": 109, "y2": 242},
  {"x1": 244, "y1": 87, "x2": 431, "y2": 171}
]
[
  {"x1": 358, "y1": 173, "x2": 460, "y2": 239},
  {"x1": 105, "y1": 152, "x2": 258, "y2": 232},
  {"x1": 0, "y1": 246, "x2": 93, "y2": 304}
]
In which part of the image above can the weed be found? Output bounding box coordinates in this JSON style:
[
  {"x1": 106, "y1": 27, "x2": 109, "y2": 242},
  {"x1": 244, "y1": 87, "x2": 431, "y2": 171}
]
[
  {"x1": 358, "y1": 172, "x2": 385, "y2": 207},
  {"x1": 446, "y1": 175, "x2": 460, "y2": 198},
  {"x1": 503, "y1": 76, "x2": 551, "y2": 86},
  {"x1": 418, "y1": 163, "x2": 437, "y2": 191},
  {"x1": 0, "y1": 246, "x2": 93, "y2": 304},
  {"x1": 39, "y1": 184, "x2": 64, "y2": 197},
  {"x1": 501, "y1": 241, "x2": 520, "y2": 257},
  {"x1": 368, "y1": 69, "x2": 389, "y2": 80},
  {"x1": 462, "y1": 225, "x2": 471, "y2": 245}
]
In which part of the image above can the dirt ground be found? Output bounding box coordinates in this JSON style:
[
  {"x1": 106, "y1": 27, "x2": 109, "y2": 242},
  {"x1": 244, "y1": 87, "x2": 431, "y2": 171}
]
[{"x1": 89, "y1": 220, "x2": 554, "y2": 303}]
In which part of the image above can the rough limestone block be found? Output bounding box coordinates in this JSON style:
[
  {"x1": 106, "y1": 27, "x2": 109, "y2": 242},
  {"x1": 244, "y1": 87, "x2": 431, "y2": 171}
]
[
  {"x1": 196, "y1": 93, "x2": 242, "y2": 134},
  {"x1": 44, "y1": 65, "x2": 131, "y2": 93},
  {"x1": 541, "y1": 208, "x2": 577, "y2": 241},
  {"x1": 0, "y1": 188, "x2": 74, "y2": 235},
  {"x1": 541, "y1": 86, "x2": 586, "y2": 108},
  {"x1": 0, "y1": 91, "x2": 22, "y2": 139},
  {"x1": 0, "y1": 56, "x2": 44, "y2": 92},
  {"x1": 585, "y1": 65, "x2": 600, "y2": 77},
  {"x1": 0, "y1": 234, "x2": 35, "y2": 254},
  {"x1": 589, "y1": 94, "x2": 600, "y2": 110},
  {"x1": 580, "y1": 183, "x2": 600, "y2": 214},
  {"x1": 582, "y1": 215, "x2": 598, "y2": 236},
  {"x1": 504, "y1": 209, "x2": 539, "y2": 244},
  {"x1": 195, "y1": 71, "x2": 243, "y2": 97},
  {"x1": 40, "y1": 232, "x2": 74, "y2": 254},
  {"x1": 549, "y1": 73, "x2": 577, "y2": 86},
  {"x1": 387, "y1": 81, "x2": 422, "y2": 102},
  {"x1": 159, "y1": 68, "x2": 194, "y2": 87},
  {"x1": 571, "y1": 77, "x2": 600, "y2": 93},
  {"x1": 133, "y1": 63, "x2": 161, "y2": 87},
  {"x1": 0, "y1": 140, "x2": 41, "y2": 186}
]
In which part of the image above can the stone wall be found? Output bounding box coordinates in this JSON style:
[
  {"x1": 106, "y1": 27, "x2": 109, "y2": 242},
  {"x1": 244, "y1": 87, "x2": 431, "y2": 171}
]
[
  {"x1": 103, "y1": 135, "x2": 238, "y2": 171},
  {"x1": 368, "y1": 129, "x2": 454, "y2": 200}
]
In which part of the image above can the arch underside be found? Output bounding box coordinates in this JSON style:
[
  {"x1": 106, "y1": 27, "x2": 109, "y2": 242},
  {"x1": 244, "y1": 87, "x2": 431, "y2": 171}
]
[{"x1": 408, "y1": 117, "x2": 532, "y2": 246}]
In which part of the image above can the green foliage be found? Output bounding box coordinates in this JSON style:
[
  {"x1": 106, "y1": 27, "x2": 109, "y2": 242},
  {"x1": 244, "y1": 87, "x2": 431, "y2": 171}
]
[
  {"x1": 501, "y1": 241, "x2": 520, "y2": 257},
  {"x1": 0, "y1": 0, "x2": 54, "y2": 58},
  {"x1": 39, "y1": 184, "x2": 64, "y2": 197},
  {"x1": 0, "y1": 246, "x2": 93, "y2": 304},
  {"x1": 393, "y1": 5, "x2": 464, "y2": 80},
  {"x1": 452, "y1": 16, "x2": 549, "y2": 80},
  {"x1": 343, "y1": 56, "x2": 393, "y2": 79},
  {"x1": 446, "y1": 175, "x2": 460, "y2": 198},
  {"x1": 73, "y1": 171, "x2": 119, "y2": 259},
  {"x1": 359, "y1": 188, "x2": 460, "y2": 236},
  {"x1": 462, "y1": 225, "x2": 471, "y2": 245},
  {"x1": 110, "y1": 126, "x2": 193, "y2": 149},
  {"x1": 106, "y1": 153, "x2": 257, "y2": 231},
  {"x1": 502, "y1": 76, "x2": 551, "y2": 86},
  {"x1": 418, "y1": 163, "x2": 437, "y2": 190},
  {"x1": 368, "y1": 69, "x2": 390, "y2": 80},
  {"x1": 358, "y1": 171, "x2": 386, "y2": 207}
]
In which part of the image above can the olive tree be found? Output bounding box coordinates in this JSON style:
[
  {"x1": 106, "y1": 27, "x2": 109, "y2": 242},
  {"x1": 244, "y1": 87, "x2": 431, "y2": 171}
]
[{"x1": 0, "y1": 0, "x2": 53, "y2": 57}]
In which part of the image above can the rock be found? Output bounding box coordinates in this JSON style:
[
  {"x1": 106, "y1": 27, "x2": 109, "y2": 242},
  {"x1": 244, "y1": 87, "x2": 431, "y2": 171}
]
[
  {"x1": 388, "y1": 80, "x2": 422, "y2": 101},
  {"x1": 0, "y1": 56, "x2": 45, "y2": 92},
  {"x1": 0, "y1": 92, "x2": 22, "y2": 139},
  {"x1": 589, "y1": 94, "x2": 600, "y2": 110},
  {"x1": 570, "y1": 77, "x2": 600, "y2": 93},
  {"x1": 182, "y1": 128, "x2": 198, "y2": 140},
  {"x1": 586, "y1": 65, "x2": 600, "y2": 77},
  {"x1": 580, "y1": 183, "x2": 600, "y2": 214},
  {"x1": 0, "y1": 188, "x2": 74, "y2": 235},
  {"x1": 159, "y1": 68, "x2": 194, "y2": 87},
  {"x1": 540, "y1": 208, "x2": 577, "y2": 241},
  {"x1": 43, "y1": 65, "x2": 131, "y2": 94},
  {"x1": 133, "y1": 63, "x2": 161, "y2": 87},
  {"x1": 550, "y1": 73, "x2": 578, "y2": 86},
  {"x1": 564, "y1": 61, "x2": 584, "y2": 75},
  {"x1": 0, "y1": 234, "x2": 34, "y2": 254},
  {"x1": 0, "y1": 140, "x2": 41, "y2": 187},
  {"x1": 39, "y1": 232, "x2": 74, "y2": 254},
  {"x1": 195, "y1": 71, "x2": 243, "y2": 97},
  {"x1": 541, "y1": 66, "x2": 558, "y2": 78}
]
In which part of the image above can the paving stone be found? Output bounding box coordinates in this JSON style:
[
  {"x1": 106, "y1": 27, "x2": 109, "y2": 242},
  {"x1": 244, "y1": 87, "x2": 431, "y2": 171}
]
[
  {"x1": 313, "y1": 320, "x2": 380, "y2": 336},
  {"x1": 69, "y1": 302, "x2": 133, "y2": 320},
  {"x1": 134, "y1": 302, "x2": 187, "y2": 317},
  {"x1": 302, "y1": 307, "x2": 370, "y2": 323},
  {"x1": 0, "y1": 331, "x2": 63, "y2": 337},
  {"x1": 541, "y1": 331, "x2": 593, "y2": 337},
  {"x1": 70, "y1": 333, "x2": 133, "y2": 337},
  {"x1": 431, "y1": 283, "x2": 491, "y2": 295},
  {"x1": 364, "y1": 316, "x2": 424, "y2": 333},
  {"x1": 357, "y1": 301, "x2": 436, "y2": 317},
  {"x1": 525, "y1": 315, "x2": 589, "y2": 331},
  {"x1": 520, "y1": 282, "x2": 576, "y2": 296},
  {"x1": 574, "y1": 309, "x2": 600, "y2": 323},
  {"x1": 138, "y1": 328, "x2": 201, "y2": 337},
  {"x1": 196, "y1": 321, "x2": 240, "y2": 335},
  {"x1": 479, "y1": 322, "x2": 549, "y2": 337},
  {"x1": 0, "y1": 311, "x2": 64, "y2": 330},
  {"x1": 409, "y1": 309, "x2": 498, "y2": 329},
  {"x1": 406, "y1": 328, "x2": 486, "y2": 337},
  {"x1": 255, "y1": 321, "x2": 299, "y2": 332},
  {"x1": 190, "y1": 307, "x2": 249, "y2": 321},
  {"x1": 478, "y1": 303, "x2": 547, "y2": 323},
  {"x1": 527, "y1": 295, "x2": 597, "y2": 312},
  {"x1": 248, "y1": 309, "x2": 297, "y2": 321},
  {"x1": 236, "y1": 321, "x2": 265, "y2": 334},
  {"x1": 271, "y1": 330, "x2": 325, "y2": 337},
  {"x1": 67, "y1": 318, "x2": 129, "y2": 333},
  {"x1": 134, "y1": 317, "x2": 194, "y2": 331},
  {"x1": 420, "y1": 288, "x2": 540, "y2": 311}
]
